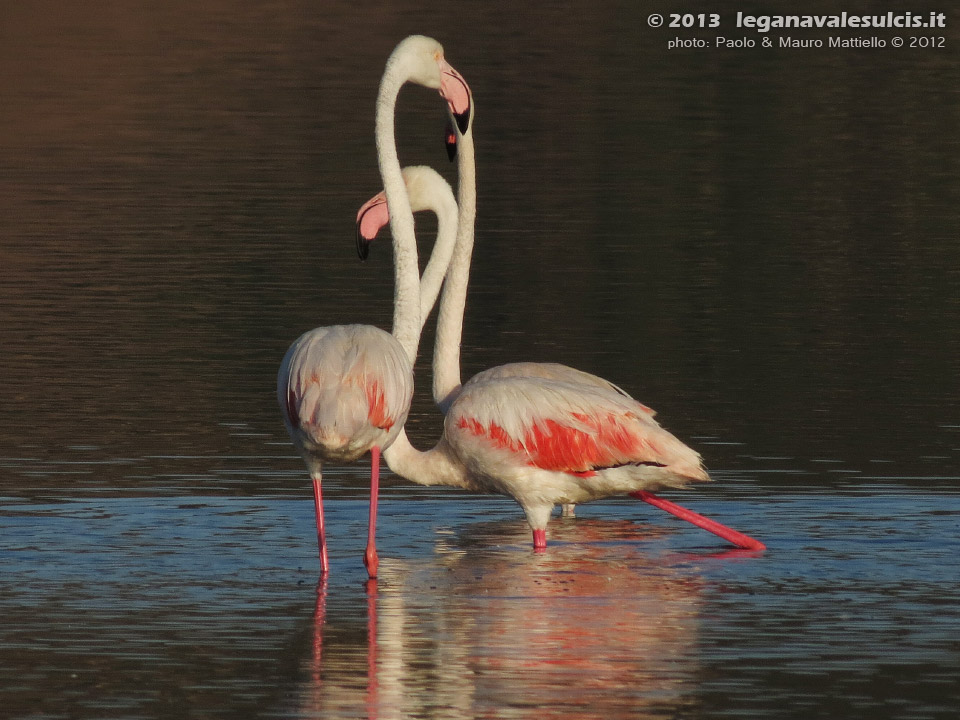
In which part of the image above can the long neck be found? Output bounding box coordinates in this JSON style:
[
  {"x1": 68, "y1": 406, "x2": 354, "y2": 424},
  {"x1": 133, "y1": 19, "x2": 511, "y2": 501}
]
[
  {"x1": 432, "y1": 126, "x2": 476, "y2": 410},
  {"x1": 382, "y1": 428, "x2": 470, "y2": 488},
  {"x1": 416, "y1": 186, "x2": 459, "y2": 332},
  {"x1": 376, "y1": 63, "x2": 421, "y2": 365}
]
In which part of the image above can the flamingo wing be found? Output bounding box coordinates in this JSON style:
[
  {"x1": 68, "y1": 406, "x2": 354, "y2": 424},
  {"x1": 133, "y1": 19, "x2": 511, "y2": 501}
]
[
  {"x1": 447, "y1": 376, "x2": 706, "y2": 481},
  {"x1": 464, "y1": 362, "x2": 656, "y2": 416}
]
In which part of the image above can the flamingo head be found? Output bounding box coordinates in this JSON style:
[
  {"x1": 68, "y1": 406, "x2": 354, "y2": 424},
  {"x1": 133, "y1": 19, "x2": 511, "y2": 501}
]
[
  {"x1": 390, "y1": 35, "x2": 472, "y2": 137},
  {"x1": 356, "y1": 166, "x2": 456, "y2": 260}
]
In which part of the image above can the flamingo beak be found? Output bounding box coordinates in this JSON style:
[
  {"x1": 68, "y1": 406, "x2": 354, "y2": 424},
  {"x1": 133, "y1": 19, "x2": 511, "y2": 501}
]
[
  {"x1": 438, "y1": 58, "x2": 471, "y2": 135},
  {"x1": 355, "y1": 192, "x2": 389, "y2": 260}
]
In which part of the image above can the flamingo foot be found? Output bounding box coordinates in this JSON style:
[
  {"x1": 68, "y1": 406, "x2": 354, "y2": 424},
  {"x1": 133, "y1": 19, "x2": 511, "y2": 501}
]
[
  {"x1": 632, "y1": 490, "x2": 766, "y2": 551},
  {"x1": 532, "y1": 528, "x2": 547, "y2": 552},
  {"x1": 364, "y1": 547, "x2": 379, "y2": 579}
]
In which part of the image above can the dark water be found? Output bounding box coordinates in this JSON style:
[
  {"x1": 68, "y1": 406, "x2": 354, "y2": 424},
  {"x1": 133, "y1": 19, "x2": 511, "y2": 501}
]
[{"x1": 2, "y1": 1, "x2": 959, "y2": 718}]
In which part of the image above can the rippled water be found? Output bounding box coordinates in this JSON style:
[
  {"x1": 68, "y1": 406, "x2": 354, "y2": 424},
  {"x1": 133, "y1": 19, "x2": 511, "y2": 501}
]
[
  {"x1": 2, "y1": 1, "x2": 959, "y2": 718},
  {"x1": 3, "y1": 491, "x2": 959, "y2": 718}
]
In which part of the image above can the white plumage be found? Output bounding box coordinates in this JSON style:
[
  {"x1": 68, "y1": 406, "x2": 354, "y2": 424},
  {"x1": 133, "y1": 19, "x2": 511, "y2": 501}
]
[{"x1": 279, "y1": 325, "x2": 413, "y2": 463}]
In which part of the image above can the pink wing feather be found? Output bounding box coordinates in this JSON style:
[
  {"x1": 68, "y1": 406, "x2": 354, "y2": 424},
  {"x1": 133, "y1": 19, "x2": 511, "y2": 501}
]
[{"x1": 447, "y1": 376, "x2": 707, "y2": 481}]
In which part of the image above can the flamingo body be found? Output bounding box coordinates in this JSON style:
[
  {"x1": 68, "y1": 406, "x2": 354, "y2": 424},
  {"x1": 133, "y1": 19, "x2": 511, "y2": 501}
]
[
  {"x1": 278, "y1": 324, "x2": 413, "y2": 464},
  {"x1": 460, "y1": 362, "x2": 658, "y2": 516},
  {"x1": 441, "y1": 376, "x2": 709, "y2": 531}
]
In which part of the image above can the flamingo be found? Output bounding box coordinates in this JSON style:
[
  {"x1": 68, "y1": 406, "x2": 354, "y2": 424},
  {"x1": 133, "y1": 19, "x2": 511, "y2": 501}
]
[
  {"x1": 278, "y1": 35, "x2": 468, "y2": 575},
  {"x1": 360, "y1": 80, "x2": 763, "y2": 575}
]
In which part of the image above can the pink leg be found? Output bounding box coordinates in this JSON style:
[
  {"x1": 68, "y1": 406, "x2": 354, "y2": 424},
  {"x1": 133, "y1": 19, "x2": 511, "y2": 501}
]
[
  {"x1": 632, "y1": 490, "x2": 766, "y2": 551},
  {"x1": 364, "y1": 446, "x2": 381, "y2": 578},
  {"x1": 532, "y1": 528, "x2": 547, "y2": 551},
  {"x1": 312, "y1": 475, "x2": 329, "y2": 574}
]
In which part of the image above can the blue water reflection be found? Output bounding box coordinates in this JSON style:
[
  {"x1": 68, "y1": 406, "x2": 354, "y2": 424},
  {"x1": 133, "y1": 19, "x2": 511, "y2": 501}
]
[{"x1": 3, "y1": 489, "x2": 959, "y2": 718}]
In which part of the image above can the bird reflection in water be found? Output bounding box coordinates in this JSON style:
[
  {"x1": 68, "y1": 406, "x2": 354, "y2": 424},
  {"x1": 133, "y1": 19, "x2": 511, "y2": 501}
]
[{"x1": 295, "y1": 518, "x2": 728, "y2": 719}]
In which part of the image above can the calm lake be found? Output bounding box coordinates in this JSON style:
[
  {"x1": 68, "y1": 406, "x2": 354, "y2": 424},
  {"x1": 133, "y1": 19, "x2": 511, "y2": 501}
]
[{"x1": 2, "y1": 2, "x2": 958, "y2": 718}]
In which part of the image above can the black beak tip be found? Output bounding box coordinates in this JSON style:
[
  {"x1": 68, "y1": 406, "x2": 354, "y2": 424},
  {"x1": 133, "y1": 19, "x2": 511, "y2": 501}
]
[
  {"x1": 454, "y1": 108, "x2": 471, "y2": 135},
  {"x1": 356, "y1": 228, "x2": 370, "y2": 261}
]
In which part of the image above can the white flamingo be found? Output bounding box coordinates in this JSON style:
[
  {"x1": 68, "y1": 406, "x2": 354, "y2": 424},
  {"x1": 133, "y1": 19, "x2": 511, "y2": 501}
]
[
  {"x1": 360, "y1": 80, "x2": 764, "y2": 575},
  {"x1": 278, "y1": 36, "x2": 468, "y2": 575}
]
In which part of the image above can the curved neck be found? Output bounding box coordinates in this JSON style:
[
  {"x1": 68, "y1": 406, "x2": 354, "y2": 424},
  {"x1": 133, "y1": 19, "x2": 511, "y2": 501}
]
[
  {"x1": 432, "y1": 126, "x2": 477, "y2": 411},
  {"x1": 416, "y1": 185, "x2": 459, "y2": 332},
  {"x1": 376, "y1": 62, "x2": 421, "y2": 365},
  {"x1": 382, "y1": 428, "x2": 469, "y2": 488}
]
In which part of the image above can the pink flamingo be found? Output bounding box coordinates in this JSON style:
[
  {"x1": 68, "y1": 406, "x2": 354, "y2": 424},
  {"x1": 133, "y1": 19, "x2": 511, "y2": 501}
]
[
  {"x1": 359, "y1": 85, "x2": 763, "y2": 576},
  {"x1": 278, "y1": 36, "x2": 468, "y2": 575}
]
